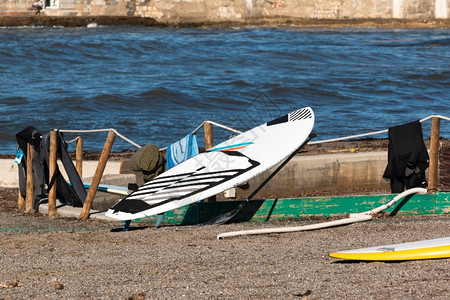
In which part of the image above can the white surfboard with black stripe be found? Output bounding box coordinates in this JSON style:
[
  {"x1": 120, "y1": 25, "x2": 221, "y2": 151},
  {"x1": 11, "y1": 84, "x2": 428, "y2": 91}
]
[{"x1": 105, "y1": 107, "x2": 315, "y2": 221}]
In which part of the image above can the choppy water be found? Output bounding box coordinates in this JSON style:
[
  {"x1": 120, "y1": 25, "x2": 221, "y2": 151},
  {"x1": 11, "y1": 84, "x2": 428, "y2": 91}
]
[{"x1": 0, "y1": 26, "x2": 449, "y2": 154}]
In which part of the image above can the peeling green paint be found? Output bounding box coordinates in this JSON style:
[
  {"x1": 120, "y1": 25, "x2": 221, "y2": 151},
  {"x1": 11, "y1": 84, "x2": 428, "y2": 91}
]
[{"x1": 129, "y1": 192, "x2": 450, "y2": 226}]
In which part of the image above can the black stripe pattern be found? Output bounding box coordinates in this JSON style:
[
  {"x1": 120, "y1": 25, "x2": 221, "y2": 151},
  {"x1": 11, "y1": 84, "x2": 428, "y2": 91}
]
[
  {"x1": 289, "y1": 108, "x2": 313, "y2": 121},
  {"x1": 112, "y1": 151, "x2": 260, "y2": 214}
]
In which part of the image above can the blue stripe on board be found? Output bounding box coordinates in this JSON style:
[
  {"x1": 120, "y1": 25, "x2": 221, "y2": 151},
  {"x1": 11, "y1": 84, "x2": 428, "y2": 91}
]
[{"x1": 209, "y1": 142, "x2": 254, "y2": 151}]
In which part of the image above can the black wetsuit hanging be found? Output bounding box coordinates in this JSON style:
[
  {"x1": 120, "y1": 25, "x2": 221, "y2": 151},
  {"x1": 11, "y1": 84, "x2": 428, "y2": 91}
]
[
  {"x1": 16, "y1": 127, "x2": 87, "y2": 209},
  {"x1": 16, "y1": 126, "x2": 46, "y2": 210},
  {"x1": 383, "y1": 120, "x2": 429, "y2": 193},
  {"x1": 40, "y1": 131, "x2": 86, "y2": 207}
]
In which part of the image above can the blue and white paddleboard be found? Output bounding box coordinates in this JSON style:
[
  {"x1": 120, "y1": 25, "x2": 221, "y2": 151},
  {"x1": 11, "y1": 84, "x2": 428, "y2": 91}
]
[
  {"x1": 105, "y1": 107, "x2": 315, "y2": 221},
  {"x1": 83, "y1": 183, "x2": 130, "y2": 196}
]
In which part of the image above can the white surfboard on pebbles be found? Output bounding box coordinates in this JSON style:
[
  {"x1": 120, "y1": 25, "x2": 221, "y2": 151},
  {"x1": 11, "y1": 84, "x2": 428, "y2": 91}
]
[{"x1": 105, "y1": 107, "x2": 315, "y2": 221}]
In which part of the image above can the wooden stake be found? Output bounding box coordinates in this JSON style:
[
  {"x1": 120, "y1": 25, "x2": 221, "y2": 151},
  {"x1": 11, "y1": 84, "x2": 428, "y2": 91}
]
[
  {"x1": 204, "y1": 122, "x2": 213, "y2": 150},
  {"x1": 428, "y1": 117, "x2": 440, "y2": 192},
  {"x1": 18, "y1": 192, "x2": 25, "y2": 211},
  {"x1": 48, "y1": 130, "x2": 58, "y2": 217},
  {"x1": 79, "y1": 130, "x2": 116, "y2": 221},
  {"x1": 76, "y1": 137, "x2": 83, "y2": 178},
  {"x1": 25, "y1": 143, "x2": 34, "y2": 213},
  {"x1": 204, "y1": 122, "x2": 216, "y2": 201}
]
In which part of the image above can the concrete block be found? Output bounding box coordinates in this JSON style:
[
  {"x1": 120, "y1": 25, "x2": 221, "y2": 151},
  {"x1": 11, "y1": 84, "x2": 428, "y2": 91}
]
[
  {"x1": 83, "y1": 173, "x2": 136, "y2": 211},
  {"x1": 0, "y1": 159, "x2": 124, "y2": 188},
  {"x1": 215, "y1": 151, "x2": 390, "y2": 201}
]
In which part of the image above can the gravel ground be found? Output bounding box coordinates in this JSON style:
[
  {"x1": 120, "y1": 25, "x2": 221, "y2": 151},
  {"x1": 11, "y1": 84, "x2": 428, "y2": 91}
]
[
  {"x1": 1, "y1": 138, "x2": 449, "y2": 299},
  {"x1": 0, "y1": 189, "x2": 449, "y2": 300}
]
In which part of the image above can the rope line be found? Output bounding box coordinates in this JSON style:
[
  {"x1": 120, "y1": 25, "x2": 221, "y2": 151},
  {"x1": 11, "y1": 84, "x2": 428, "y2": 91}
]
[
  {"x1": 310, "y1": 114, "x2": 449, "y2": 145},
  {"x1": 58, "y1": 114, "x2": 449, "y2": 150},
  {"x1": 308, "y1": 129, "x2": 388, "y2": 145},
  {"x1": 59, "y1": 128, "x2": 141, "y2": 148},
  {"x1": 193, "y1": 120, "x2": 243, "y2": 135},
  {"x1": 420, "y1": 115, "x2": 450, "y2": 122},
  {"x1": 64, "y1": 136, "x2": 81, "y2": 144}
]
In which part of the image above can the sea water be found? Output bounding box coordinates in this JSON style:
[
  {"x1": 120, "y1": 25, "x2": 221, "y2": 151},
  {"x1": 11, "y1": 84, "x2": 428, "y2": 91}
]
[{"x1": 0, "y1": 26, "x2": 449, "y2": 154}]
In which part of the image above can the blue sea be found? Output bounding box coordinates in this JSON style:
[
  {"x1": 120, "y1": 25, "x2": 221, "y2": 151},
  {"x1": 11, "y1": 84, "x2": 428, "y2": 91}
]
[{"x1": 0, "y1": 26, "x2": 449, "y2": 154}]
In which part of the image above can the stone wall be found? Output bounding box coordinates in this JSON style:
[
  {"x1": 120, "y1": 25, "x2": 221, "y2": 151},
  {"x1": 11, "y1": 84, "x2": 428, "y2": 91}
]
[
  {"x1": 0, "y1": 0, "x2": 33, "y2": 13},
  {"x1": 0, "y1": 0, "x2": 449, "y2": 21},
  {"x1": 215, "y1": 152, "x2": 391, "y2": 201}
]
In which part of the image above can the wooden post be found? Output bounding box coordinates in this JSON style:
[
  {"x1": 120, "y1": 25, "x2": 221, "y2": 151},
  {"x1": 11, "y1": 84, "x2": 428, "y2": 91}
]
[
  {"x1": 48, "y1": 131, "x2": 58, "y2": 217},
  {"x1": 18, "y1": 192, "x2": 25, "y2": 211},
  {"x1": 204, "y1": 122, "x2": 213, "y2": 150},
  {"x1": 25, "y1": 143, "x2": 34, "y2": 213},
  {"x1": 204, "y1": 122, "x2": 216, "y2": 201},
  {"x1": 79, "y1": 130, "x2": 116, "y2": 221},
  {"x1": 428, "y1": 117, "x2": 440, "y2": 192},
  {"x1": 76, "y1": 137, "x2": 83, "y2": 178}
]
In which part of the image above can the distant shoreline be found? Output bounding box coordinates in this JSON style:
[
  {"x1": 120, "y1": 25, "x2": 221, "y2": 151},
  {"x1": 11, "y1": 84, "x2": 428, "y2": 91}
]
[{"x1": 1, "y1": 16, "x2": 449, "y2": 28}]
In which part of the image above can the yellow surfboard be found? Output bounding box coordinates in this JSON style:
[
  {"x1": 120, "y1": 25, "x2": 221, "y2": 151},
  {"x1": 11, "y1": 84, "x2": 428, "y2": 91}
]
[{"x1": 330, "y1": 237, "x2": 450, "y2": 261}]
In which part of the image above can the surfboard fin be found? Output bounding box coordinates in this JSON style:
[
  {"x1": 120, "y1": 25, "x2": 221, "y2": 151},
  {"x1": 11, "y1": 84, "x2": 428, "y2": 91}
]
[
  {"x1": 122, "y1": 220, "x2": 131, "y2": 232},
  {"x1": 202, "y1": 200, "x2": 249, "y2": 225},
  {"x1": 121, "y1": 214, "x2": 163, "y2": 231},
  {"x1": 155, "y1": 213, "x2": 164, "y2": 228}
]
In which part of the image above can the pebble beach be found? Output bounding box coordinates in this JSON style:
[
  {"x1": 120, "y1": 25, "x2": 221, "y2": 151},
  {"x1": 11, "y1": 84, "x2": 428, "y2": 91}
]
[
  {"x1": 1, "y1": 12, "x2": 449, "y2": 300},
  {"x1": 0, "y1": 189, "x2": 448, "y2": 300}
]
